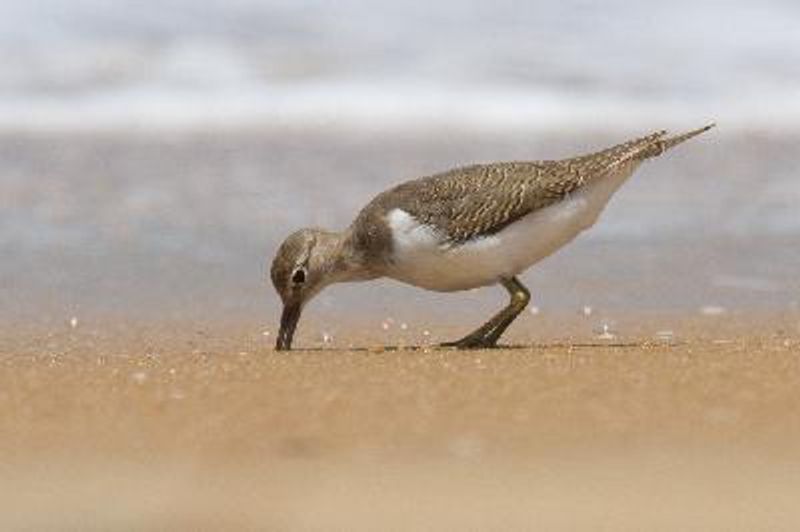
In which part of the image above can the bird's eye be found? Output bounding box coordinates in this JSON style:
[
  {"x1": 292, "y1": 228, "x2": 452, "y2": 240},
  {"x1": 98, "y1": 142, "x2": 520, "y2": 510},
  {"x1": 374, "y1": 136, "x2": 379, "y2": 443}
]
[{"x1": 291, "y1": 268, "x2": 307, "y2": 285}]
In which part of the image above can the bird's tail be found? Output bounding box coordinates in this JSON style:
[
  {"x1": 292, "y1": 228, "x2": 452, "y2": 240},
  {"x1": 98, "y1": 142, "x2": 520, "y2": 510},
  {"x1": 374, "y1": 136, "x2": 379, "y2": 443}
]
[{"x1": 640, "y1": 123, "x2": 716, "y2": 159}]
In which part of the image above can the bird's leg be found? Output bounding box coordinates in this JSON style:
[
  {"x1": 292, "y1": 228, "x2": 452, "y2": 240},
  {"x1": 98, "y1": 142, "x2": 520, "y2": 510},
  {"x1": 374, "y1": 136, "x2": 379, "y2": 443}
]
[
  {"x1": 441, "y1": 276, "x2": 531, "y2": 349},
  {"x1": 481, "y1": 277, "x2": 532, "y2": 346}
]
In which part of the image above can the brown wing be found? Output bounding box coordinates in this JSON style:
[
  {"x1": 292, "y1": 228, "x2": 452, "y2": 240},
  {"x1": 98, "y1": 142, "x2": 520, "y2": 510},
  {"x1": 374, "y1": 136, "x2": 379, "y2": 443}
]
[{"x1": 368, "y1": 130, "x2": 668, "y2": 243}]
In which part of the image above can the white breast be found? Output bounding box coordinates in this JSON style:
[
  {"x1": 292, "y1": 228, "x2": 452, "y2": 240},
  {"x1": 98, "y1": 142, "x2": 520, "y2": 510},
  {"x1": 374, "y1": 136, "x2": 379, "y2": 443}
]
[{"x1": 385, "y1": 162, "x2": 639, "y2": 292}]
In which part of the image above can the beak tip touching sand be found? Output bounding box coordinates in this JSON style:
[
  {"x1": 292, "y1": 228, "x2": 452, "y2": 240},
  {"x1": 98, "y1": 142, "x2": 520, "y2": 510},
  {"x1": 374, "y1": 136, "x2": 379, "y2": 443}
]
[{"x1": 276, "y1": 303, "x2": 301, "y2": 351}]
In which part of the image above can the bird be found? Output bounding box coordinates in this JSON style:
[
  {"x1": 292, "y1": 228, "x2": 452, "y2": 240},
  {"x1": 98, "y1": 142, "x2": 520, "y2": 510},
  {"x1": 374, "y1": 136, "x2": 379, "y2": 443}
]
[{"x1": 270, "y1": 124, "x2": 714, "y2": 350}]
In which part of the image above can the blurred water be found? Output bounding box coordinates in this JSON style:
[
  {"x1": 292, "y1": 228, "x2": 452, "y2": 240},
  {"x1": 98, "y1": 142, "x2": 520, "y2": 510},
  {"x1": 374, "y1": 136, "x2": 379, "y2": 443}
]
[
  {"x1": 0, "y1": 0, "x2": 798, "y2": 130},
  {"x1": 1, "y1": 129, "x2": 798, "y2": 322}
]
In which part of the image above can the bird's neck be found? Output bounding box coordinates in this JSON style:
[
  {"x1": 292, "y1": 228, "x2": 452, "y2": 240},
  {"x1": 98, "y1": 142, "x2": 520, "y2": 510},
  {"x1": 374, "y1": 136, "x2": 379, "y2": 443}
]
[{"x1": 319, "y1": 229, "x2": 376, "y2": 284}]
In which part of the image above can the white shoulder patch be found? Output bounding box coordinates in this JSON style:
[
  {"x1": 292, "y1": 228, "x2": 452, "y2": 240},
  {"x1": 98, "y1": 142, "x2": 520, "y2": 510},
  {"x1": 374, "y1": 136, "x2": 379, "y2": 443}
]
[{"x1": 386, "y1": 208, "x2": 442, "y2": 251}]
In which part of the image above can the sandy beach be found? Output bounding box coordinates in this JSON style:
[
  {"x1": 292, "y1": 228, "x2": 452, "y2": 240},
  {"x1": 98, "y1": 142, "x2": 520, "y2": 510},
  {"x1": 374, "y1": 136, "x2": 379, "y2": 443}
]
[
  {"x1": 1, "y1": 314, "x2": 799, "y2": 530},
  {"x1": 0, "y1": 124, "x2": 798, "y2": 530},
  {"x1": 1, "y1": 129, "x2": 798, "y2": 529}
]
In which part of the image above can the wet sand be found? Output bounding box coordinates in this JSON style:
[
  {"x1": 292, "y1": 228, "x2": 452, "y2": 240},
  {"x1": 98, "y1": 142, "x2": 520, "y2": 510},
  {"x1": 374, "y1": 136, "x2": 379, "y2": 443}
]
[
  {"x1": 2, "y1": 314, "x2": 799, "y2": 530},
  {"x1": 3, "y1": 128, "x2": 799, "y2": 323}
]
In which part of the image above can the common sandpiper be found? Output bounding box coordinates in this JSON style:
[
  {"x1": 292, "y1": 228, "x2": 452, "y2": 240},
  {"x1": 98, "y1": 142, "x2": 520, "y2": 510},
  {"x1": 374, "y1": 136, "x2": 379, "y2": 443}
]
[{"x1": 271, "y1": 124, "x2": 714, "y2": 350}]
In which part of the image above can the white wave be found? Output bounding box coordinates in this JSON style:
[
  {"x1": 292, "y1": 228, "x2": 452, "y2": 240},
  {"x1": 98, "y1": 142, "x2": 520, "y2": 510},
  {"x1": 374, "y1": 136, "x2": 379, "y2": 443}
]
[
  {"x1": 0, "y1": 0, "x2": 798, "y2": 132},
  {"x1": 1, "y1": 80, "x2": 799, "y2": 132}
]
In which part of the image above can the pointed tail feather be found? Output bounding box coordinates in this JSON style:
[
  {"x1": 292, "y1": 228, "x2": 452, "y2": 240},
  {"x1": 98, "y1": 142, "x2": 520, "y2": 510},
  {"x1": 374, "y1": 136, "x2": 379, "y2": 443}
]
[{"x1": 640, "y1": 123, "x2": 716, "y2": 159}]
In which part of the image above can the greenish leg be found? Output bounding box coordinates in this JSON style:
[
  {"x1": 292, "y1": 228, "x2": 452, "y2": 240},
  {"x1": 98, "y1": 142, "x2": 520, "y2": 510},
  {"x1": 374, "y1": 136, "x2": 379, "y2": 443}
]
[{"x1": 441, "y1": 276, "x2": 531, "y2": 349}]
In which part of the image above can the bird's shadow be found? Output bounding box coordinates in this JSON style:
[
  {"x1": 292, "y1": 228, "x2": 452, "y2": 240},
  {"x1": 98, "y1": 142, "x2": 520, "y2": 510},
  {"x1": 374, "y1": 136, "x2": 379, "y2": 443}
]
[{"x1": 281, "y1": 341, "x2": 661, "y2": 353}]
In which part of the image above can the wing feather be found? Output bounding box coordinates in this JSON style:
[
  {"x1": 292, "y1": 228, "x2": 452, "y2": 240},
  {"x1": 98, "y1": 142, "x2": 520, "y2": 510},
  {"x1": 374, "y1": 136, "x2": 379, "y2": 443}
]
[{"x1": 369, "y1": 130, "x2": 667, "y2": 242}]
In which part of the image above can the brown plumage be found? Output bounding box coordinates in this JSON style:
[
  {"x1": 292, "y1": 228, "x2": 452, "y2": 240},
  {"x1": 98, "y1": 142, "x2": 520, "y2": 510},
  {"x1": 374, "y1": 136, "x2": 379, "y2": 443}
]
[
  {"x1": 271, "y1": 124, "x2": 715, "y2": 350},
  {"x1": 351, "y1": 126, "x2": 713, "y2": 252}
]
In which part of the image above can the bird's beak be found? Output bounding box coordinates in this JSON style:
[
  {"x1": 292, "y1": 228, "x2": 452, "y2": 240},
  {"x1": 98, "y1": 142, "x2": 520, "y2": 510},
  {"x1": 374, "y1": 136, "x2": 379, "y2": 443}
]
[{"x1": 276, "y1": 301, "x2": 302, "y2": 351}]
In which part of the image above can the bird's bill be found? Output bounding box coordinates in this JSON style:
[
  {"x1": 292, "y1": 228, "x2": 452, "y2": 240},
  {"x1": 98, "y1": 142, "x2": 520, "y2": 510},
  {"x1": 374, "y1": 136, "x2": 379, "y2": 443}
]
[{"x1": 276, "y1": 302, "x2": 302, "y2": 351}]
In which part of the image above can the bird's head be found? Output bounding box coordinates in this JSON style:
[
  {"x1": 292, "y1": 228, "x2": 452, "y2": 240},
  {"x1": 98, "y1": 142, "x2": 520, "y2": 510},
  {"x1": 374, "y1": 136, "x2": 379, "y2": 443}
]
[{"x1": 270, "y1": 228, "x2": 343, "y2": 351}]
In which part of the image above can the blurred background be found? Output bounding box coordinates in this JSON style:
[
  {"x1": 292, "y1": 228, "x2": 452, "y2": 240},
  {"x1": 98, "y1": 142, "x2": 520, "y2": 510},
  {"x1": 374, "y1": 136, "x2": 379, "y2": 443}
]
[{"x1": 1, "y1": 0, "x2": 799, "y2": 330}]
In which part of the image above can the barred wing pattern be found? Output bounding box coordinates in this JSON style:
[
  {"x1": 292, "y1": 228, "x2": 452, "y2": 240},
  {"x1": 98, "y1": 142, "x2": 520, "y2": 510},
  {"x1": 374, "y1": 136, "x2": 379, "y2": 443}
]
[{"x1": 377, "y1": 130, "x2": 668, "y2": 243}]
